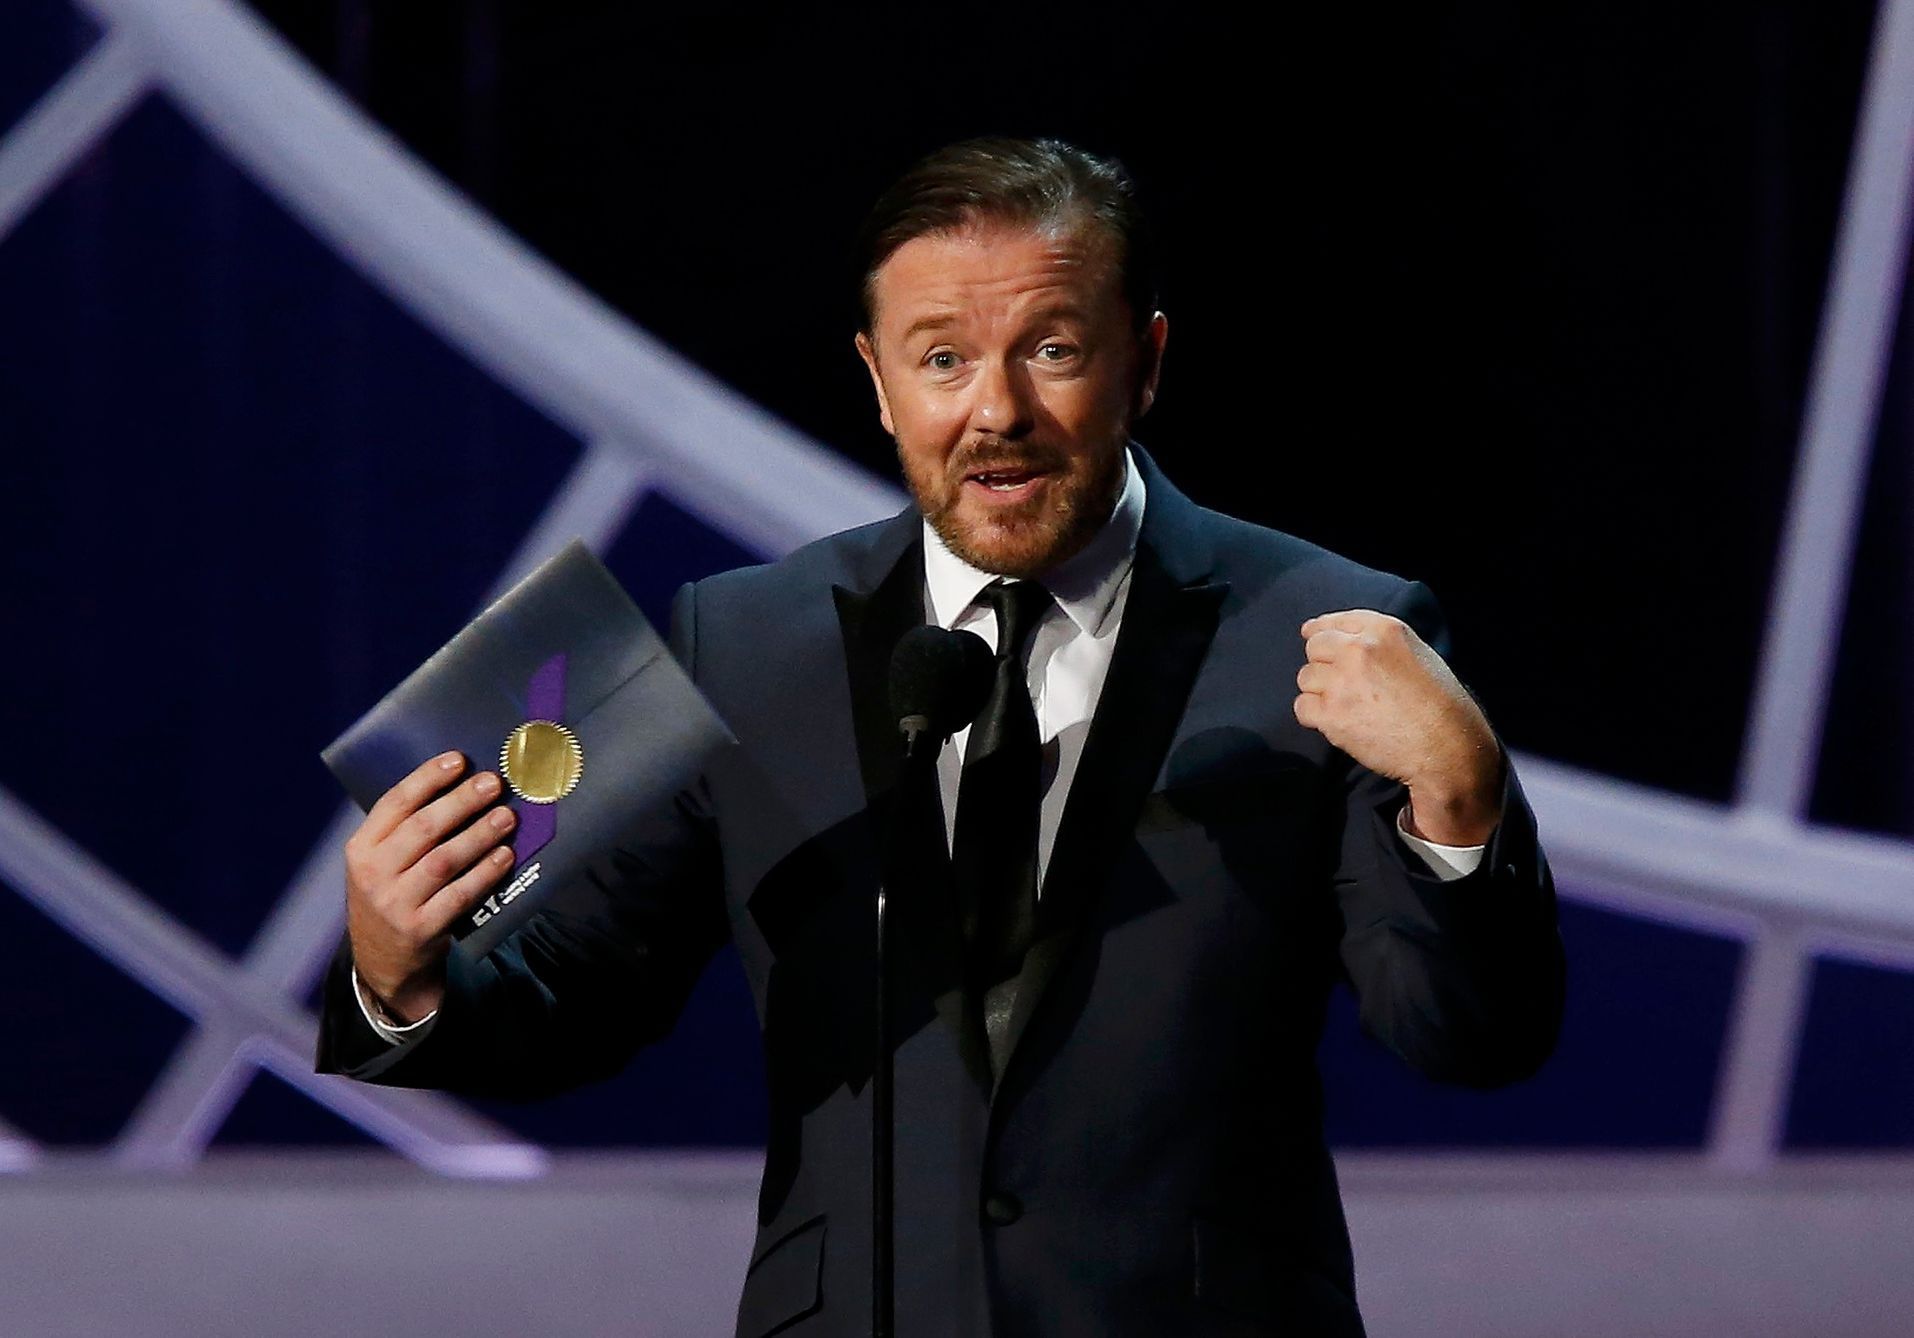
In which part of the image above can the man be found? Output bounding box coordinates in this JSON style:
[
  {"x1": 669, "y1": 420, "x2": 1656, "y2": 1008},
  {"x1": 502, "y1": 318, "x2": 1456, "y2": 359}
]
[{"x1": 319, "y1": 137, "x2": 1565, "y2": 1337}]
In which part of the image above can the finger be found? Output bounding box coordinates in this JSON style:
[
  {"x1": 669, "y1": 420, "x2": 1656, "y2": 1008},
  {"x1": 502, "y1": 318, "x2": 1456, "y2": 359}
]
[
  {"x1": 415, "y1": 836, "x2": 518, "y2": 940},
  {"x1": 362, "y1": 751, "x2": 467, "y2": 847},
  {"x1": 1292, "y1": 690, "x2": 1322, "y2": 731},
  {"x1": 1302, "y1": 627, "x2": 1362, "y2": 662},
  {"x1": 1299, "y1": 610, "x2": 1375, "y2": 637},
  {"x1": 397, "y1": 798, "x2": 518, "y2": 906},
  {"x1": 1296, "y1": 662, "x2": 1331, "y2": 694},
  {"x1": 385, "y1": 769, "x2": 507, "y2": 876}
]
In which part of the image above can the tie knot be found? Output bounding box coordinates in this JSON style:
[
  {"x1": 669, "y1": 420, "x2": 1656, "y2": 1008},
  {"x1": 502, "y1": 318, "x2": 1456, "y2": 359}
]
[{"x1": 980, "y1": 580, "x2": 1051, "y2": 660}]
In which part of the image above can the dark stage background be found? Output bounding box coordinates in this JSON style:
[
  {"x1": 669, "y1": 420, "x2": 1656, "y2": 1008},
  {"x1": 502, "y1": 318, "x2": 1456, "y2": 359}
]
[{"x1": 3, "y1": 0, "x2": 1911, "y2": 1157}]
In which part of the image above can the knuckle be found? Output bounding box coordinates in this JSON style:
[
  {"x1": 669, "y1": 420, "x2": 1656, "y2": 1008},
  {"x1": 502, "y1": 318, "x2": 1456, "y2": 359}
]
[{"x1": 345, "y1": 852, "x2": 380, "y2": 893}]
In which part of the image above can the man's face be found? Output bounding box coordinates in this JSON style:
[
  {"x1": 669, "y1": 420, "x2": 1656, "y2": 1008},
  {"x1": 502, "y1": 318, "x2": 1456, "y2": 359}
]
[{"x1": 855, "y1": 217, "x2": 1167, "y2": 578}]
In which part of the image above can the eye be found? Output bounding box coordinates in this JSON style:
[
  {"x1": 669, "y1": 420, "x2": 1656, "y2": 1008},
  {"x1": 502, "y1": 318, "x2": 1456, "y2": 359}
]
[
  {"x1": 927, "y1": 350, "x2": 960, "y2": 372},
  {"x1": 1036, "y1": 342, "x2": 1077, "y2": 362}
]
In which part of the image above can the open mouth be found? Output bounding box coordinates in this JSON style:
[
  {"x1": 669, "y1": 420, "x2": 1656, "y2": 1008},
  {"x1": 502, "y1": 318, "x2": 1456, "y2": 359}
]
[{"x1": 964, "y1": 466, "x2": 1051, "y2": 496}]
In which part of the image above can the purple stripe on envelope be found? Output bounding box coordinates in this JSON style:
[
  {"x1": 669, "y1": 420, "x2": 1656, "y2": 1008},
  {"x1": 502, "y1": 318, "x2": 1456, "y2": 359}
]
[
  {"x1": 528, "y1": 652, "x2": 567, "y2": 721},
  {"x1": 513, "y1": 651, "x2": 568, "y2": 859}
]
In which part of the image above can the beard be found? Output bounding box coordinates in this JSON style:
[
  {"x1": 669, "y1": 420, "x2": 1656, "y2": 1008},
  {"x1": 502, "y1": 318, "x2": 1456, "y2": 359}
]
[{"x1": 902, "y1": 431, "x2": 1127, "y2": 580}]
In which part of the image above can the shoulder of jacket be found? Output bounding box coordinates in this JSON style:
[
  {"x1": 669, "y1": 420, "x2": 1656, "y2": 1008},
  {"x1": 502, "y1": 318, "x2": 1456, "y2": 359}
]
[
  {"x1": 689, "y1": 511, "x2": 908, "y2": 608},
  {"x1": 1194, "y1": 505, "x2": 1418, "y2": 607}
]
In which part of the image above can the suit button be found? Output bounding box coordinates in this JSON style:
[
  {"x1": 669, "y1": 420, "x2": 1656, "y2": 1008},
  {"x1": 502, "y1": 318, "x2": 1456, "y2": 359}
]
[
  {"x1": 982, "y1": 1192, "x2": 1023, "y2": 1226},
  {"x1": 1502, "y1": 861, "x2": 1518, "y2": 880}
]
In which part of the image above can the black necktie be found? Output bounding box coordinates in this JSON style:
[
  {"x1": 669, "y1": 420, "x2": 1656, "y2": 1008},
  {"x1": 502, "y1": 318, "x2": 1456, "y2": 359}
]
[{"x1": 950, "y1": 578, "x2": 1051, "y2": 1073}]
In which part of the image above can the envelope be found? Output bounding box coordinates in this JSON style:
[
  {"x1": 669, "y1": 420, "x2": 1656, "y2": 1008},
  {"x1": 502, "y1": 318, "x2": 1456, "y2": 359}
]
[{"x1": 319, "y1": 537, "x2": 733, "y2": 961}]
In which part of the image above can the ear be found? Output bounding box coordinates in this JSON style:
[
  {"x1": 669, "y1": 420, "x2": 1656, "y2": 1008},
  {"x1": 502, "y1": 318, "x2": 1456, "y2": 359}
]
[
  {"x1": 1133, "y1": 311, "x2": 1169, "y2": 418},
  {"x1": 854, "y1": 330, "x2": 895, "y2": 437}
]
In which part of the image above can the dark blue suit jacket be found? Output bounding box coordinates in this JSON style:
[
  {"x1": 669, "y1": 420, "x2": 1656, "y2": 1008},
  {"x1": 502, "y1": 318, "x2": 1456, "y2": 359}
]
[{"x1": 317, "y1": 444, "x2": 1565, "y2": 1337}]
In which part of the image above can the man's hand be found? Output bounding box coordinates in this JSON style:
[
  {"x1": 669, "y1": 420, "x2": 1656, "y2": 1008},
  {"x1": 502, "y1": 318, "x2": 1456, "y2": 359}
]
[
  {"x1": 343, "y1": 751, "x2": 519, "y2": 1024},
  {"x1": 1295, "y1": 609, "x2": 1505, "y2": 846}
]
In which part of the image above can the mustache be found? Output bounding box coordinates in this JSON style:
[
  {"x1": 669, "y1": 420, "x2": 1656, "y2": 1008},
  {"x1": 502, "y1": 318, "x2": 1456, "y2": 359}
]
[{"x1": 946, "y1": 439, "x2": 1069, "y2": 479}]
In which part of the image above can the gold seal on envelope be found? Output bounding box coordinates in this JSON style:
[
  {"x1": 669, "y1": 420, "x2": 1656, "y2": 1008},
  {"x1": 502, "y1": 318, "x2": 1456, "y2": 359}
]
[{"x1": 499, "y1": 720, "x2": 584, "y2": 804}]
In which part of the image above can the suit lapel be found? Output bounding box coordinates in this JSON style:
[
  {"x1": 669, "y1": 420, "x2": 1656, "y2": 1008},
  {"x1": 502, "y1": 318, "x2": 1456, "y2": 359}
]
[
  {"x1": 832, "y1": 517, "x2": 994, "y2": 1094},
  {"x1": 991, "y1": 449, "x2": 1229, "y2": 1099}
]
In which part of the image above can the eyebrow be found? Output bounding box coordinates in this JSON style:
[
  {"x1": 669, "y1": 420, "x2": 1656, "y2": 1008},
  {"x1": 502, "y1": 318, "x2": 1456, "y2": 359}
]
[
  {"x1": 896, "y1": 303, "x2": 1095, "y2": 347},
  {"x1": 899, "y1": 312, "x2": 960, "y2": 345}
]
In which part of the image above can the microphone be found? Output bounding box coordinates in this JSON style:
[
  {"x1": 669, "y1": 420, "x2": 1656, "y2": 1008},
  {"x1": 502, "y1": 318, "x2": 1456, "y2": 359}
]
[
  {"x1": 875, "y1": 622, "x2": 992, "y2": 1338},
  {"x1": 888, "y1": 625, "x2": 994, "y2": 759}
]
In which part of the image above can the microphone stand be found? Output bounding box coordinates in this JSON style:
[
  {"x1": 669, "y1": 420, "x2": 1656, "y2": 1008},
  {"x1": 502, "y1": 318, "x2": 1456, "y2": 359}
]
[{"x1": 876, "y1": 713, "x2": 939, "y2": 1338}]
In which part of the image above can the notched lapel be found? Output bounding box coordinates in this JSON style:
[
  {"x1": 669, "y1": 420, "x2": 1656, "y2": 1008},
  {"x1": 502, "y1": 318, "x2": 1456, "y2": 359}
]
[
  {"x1": 991, "y1": 469, "x2": 1230, "y2": 1099},
  {"x1": 832, "y1": 536, "x2": 993, "y2": 1093}
]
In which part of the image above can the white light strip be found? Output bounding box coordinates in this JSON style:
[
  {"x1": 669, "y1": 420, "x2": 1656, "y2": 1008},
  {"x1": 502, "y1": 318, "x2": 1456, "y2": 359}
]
[
  {"x1": 0, "y1": 31, "x2": 149, "y2": 245},
  {"x1": 116, "y1": 1021, "x2": 258, "y2": 1169},
  {"x1": 1738, "y1": 0, "x2": 1914, "y2": 821},
  {"x1": 1516, "y1": 753, "x2": 1914, "y2": 941},
  {"x1": 1710, "y1": 930, "x2": 1815, "y2": 1170},
  {"x1": 1706, "y1": 0, "x2": 1914, "y2": 1172},
  {"x1": 477, "y1": 442, "x2": 655, "y2": 600}
]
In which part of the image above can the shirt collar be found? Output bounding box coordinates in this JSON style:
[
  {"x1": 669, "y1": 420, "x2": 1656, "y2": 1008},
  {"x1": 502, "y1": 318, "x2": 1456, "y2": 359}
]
[{"x1": 922, "y1": 444, "x2": 1146, "y2": 639}]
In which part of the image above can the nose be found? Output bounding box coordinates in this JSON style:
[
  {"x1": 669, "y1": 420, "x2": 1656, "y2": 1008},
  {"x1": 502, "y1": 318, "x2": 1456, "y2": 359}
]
[{"x1": 969, "y1": 354, "x2": 1036, "y2": 439}]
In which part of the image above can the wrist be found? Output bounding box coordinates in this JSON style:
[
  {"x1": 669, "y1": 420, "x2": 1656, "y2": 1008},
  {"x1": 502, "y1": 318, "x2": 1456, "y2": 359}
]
[
  {"x1": 356, "y1": 965, "x2": 444, "y2": 1026},
  {"x1": 1405, "y1": 725, "x2": 1506, "y2": 842},
  {"x1": 1403, "y1": 781, "x2": 1501, "y2": 846}
]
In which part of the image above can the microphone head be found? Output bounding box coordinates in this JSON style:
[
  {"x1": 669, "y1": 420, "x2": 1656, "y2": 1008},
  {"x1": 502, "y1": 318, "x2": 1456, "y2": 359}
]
[{"x1": 889, "y1": 625, "x2": 995, "y2": 740}]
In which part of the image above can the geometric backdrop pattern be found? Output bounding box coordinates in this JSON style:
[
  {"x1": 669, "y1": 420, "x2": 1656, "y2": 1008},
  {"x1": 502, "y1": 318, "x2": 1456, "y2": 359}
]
[{"x1": 2, "y1": 0, "x2": 1911, "y2": 1178}]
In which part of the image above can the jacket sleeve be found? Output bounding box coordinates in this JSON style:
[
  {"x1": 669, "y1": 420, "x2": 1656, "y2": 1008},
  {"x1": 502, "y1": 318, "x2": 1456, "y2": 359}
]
[
  {"x1": 1329, "y1": 578, "x2": 1566, "y2": 1088},
  {"x1": 312, "y1": 579, "x2": 730, "y2": 1101}
]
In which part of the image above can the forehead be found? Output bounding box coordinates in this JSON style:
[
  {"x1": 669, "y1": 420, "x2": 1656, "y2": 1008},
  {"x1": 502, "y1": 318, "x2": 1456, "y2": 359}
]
[{"x1": 869, "y1": 218, "x2": 1121, "y2": 331}]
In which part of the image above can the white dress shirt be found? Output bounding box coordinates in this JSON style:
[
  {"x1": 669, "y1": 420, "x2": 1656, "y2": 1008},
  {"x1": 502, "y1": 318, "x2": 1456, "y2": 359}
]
[
  {"x1": 356, "y1": 446, "x2": 1486, "y2": 1040},
  {"x1": 922, "y1": 447, "x2": 1485, "y2": 889}
]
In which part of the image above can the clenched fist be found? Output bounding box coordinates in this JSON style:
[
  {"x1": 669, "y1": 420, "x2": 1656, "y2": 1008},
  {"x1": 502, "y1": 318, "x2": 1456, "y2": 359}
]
[
  {"x1": 1294, "y1": 609, "x2": 1505, "y2": 846},
  {"x1": 343, "y1": 750, "x2": 520, "y2": 1024}
]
